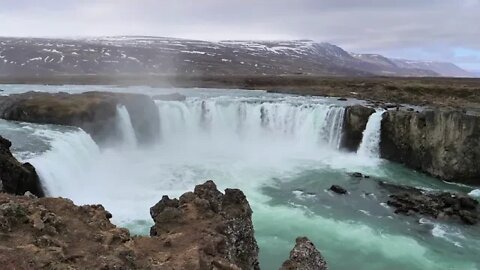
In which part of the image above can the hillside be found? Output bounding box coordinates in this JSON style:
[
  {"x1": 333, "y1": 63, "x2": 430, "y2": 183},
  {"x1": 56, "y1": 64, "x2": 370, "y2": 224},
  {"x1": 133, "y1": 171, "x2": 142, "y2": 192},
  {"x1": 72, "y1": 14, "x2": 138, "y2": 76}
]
[{"x1": 0, "y1": 36, "x2": 471, "y2": 78}]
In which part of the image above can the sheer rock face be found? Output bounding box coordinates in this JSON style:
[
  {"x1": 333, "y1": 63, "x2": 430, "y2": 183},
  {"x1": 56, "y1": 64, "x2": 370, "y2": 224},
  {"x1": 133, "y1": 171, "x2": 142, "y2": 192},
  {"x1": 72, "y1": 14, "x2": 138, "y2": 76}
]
[
  {"x1": 0, "y1": 91, "x2": 159, "y2": 145},
  {"x1": 341, "y1": 105, "x2": 375, "y2": 152},
  {"x1": 150, "y1": 180, "x2": 260, "y2": 270},
  {"x1": 0, "y1": 136, "x2": 44, "y2": 197},
  {"x1": 280, "y1": 237, "x2": 327, "y2": 270},
  {"x1": 380, "y1": 109, "x2": 480, "y2": 185}
]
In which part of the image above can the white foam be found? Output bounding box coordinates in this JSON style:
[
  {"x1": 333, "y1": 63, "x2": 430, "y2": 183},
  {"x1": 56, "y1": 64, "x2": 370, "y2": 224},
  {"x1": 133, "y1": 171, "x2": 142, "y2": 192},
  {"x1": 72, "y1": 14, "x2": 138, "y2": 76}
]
[{"x1": 468, "y1": 189, "x2": 480, "y2": 198}]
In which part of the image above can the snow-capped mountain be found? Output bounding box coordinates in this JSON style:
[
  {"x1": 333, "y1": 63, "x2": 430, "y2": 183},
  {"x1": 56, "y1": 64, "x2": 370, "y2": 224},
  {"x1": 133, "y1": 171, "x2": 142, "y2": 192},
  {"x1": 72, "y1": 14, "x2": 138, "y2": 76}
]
[
  {"x1": 391, "y1": 59, "x2": 474, "y2": 77},
  {"x1": 0, "y1": 36, "x2": 472, "y2": 77}
]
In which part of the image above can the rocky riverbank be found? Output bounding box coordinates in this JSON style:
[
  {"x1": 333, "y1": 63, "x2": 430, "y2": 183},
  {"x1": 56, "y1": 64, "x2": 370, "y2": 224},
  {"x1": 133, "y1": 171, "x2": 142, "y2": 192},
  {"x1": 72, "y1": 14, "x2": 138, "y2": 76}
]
[
  {"x1": 0, "y1": 178, "x2": 327, "y2": 269},
  {"x1": 0, "y1": 91, "x2": 160, "y2": 145}
]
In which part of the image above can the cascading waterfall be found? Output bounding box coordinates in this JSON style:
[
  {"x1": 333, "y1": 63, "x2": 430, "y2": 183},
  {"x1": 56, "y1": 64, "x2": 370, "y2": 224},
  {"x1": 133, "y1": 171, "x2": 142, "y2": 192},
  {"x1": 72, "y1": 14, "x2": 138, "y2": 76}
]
[
  {"x1": 324, "y1": 107, "x2": 345, "y2": 149},
  {"x1": 357, "y1": 110, "x2": 385, "y2": 158},
  {"x1": 116, "y1": 105, "x2": 138, "y2": 147},
  {"x1": 156, "y1": 99, "x2": 346, "y2": 150},
  {"x1": 27, "y1": 129, "x2": 101, "y2": 196}
]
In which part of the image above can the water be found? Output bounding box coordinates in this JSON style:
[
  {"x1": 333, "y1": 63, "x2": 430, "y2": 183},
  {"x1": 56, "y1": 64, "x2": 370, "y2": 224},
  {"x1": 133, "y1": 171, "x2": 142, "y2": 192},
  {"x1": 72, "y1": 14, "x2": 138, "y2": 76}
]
[
  {"x1": 0, "y1": 85, "x2": 479, "y2": 270},
  {"x1": 116, "y1": 105, "x2": 138, "y2": 148},
  {"x1": 357, "y1": 110, "x2": 385, "y2": 158}
]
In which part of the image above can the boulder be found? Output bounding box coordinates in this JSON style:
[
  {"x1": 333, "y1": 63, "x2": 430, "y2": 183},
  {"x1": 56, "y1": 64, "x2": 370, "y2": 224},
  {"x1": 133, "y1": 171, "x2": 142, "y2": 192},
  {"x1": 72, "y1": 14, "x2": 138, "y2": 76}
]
[
  {"x1": 341, "y1": 105, "x2": 375, "y2": 152},
  {"x1": 329, "y1": 185, "x2": 347, "y2": 195},
  {"x1": 380, "y1": 109, "x2": 480, "y2": 185},
  {"x1": 0, "y1": 91, "x2": 160, "y2": 145},
  {"x1": 280, "y1": 237, "x2": 327, "y2": 270},
  {"x1": 150, "y1": 180, "x2": 260, "y2": 270},
  {"x1": 0, "y1": 135, "x2": 44, "y2": 197}
]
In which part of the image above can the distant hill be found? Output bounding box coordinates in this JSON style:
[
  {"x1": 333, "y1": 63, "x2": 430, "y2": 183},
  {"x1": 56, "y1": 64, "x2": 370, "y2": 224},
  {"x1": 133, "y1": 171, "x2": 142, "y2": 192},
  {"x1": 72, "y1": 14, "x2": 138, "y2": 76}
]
[
  {"x1": 391, "y1": 59, "x2": 475, "y2": 78},
  {"x1": 0, "y1": 36, "x2": 471, "y2": 78}
]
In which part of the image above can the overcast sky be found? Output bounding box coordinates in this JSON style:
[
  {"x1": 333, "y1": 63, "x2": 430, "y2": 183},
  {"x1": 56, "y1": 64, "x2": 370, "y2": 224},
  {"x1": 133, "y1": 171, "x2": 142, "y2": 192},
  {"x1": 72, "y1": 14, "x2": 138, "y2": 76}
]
[{"x1": 1, "y1": 0, "x2": 479, "y2": 71}]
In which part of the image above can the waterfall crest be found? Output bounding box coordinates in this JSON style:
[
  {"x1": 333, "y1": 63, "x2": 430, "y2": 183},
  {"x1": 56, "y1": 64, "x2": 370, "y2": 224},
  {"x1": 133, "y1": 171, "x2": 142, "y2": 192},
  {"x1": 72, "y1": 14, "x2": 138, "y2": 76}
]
[
  {"x1": 357, "y1": 110, "x2": 385, "y2": 158},
  {"x1": 156, "y1": 99, "x2": 346, "y2": 150}
]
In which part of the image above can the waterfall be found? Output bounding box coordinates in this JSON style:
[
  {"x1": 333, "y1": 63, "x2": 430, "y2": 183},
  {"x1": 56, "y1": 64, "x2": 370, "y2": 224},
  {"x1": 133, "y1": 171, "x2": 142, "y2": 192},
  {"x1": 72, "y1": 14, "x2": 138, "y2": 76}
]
[
  {"x1": 27, "y1": 129, "x2": 101, "y2": 196},
  {"x1": 357, "y1": 110, "x2": 385, "y2": 158},
  {"x1": 156, "y1": 99, "x2": 346, "y2": 150},
  {"x1": 116, "y1": 105, "x2": 137, "y2": 147},
  {"x1": 324, "y1": 107, "x2": 345, "y2": 149}
]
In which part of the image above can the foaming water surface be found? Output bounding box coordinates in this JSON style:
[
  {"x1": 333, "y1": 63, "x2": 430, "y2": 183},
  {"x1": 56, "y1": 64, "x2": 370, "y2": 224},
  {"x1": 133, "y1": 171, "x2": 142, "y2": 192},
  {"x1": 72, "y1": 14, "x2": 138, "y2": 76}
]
[{"x1": 0, "y1": 85, "x2": 479, "y2": 270}]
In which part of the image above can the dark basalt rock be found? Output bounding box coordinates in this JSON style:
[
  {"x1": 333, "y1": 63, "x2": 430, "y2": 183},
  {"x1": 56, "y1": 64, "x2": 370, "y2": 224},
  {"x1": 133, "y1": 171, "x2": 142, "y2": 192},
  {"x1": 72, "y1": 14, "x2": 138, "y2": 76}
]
[
  {"x1": 330, "y1": 185, "x2": 347, "y2": 194},
  {"x1": 341, "y1": 105, "x2": 375, "y2": 152},
  {"x1": 150, "y1": 180, "x2": 260, "y2": 270},
  {"x1": 380, "y1": 109, "x2": 480, "y2": 185},
  {"x1": 0, "y1": 135, "x2": 44, "y2": 197},
  {"x1": 0, "y1": 91, "x2": 160, "y2": 145},
  {"x1": 351, "y1": 172, "x2": 363, "y2": 178},
  {"x1": 280, "y1": 237, "x2": 327, "y2": 270},
  {"x1": 386, "y1": 189, "x2": 479, "y2": 225}
]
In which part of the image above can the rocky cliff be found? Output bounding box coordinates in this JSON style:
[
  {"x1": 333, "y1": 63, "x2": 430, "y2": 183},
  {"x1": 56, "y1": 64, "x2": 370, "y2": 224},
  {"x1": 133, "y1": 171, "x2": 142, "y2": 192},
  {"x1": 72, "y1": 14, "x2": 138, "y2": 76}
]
[
  {"x1": 0, "y1": 91, "x2": 160, "y2": 145},
  {"x1": 0, "y1": 136, "x2": 43, "y2": 197},
  {"x1": 380, "y1": 109, "x2": 480, "y2": 185},
  {"x1": 341, "y1": 105, "x2": 375, "y2": 151},
  {"x1": 0, "y1": 180, "x2": 327, "y2": 269}
]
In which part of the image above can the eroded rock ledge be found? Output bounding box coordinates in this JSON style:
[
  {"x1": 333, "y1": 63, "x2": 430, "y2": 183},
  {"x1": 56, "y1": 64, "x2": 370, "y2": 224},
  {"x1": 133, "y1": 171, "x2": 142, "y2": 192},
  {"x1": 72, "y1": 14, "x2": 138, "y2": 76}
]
[
  {"x1": 0, "y1": 91, "x2": 160, "y2": 144},
  {"x1": 379, "y1": 181, "x2": 479, "y2": 225},
  {"x1": 0, "y1": 136, "x2": 43, "y2": 197},
  {"x1": 0, "y1": 181, "x2": 327, "y2": 269},
  {"x1": 341, "y1": 105, "x2": 375, "y2": 152}
]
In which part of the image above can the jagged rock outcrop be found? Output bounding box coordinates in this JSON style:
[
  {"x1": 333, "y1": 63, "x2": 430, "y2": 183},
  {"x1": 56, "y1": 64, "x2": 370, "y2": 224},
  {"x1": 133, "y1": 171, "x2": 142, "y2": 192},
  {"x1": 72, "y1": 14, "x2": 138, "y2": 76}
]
[
  {"x1": 380, "y1": 109, "x2": 480, "y2": 185},
  {"x1": 280, "y1": 237, "x2": 327, "y2": 270},
  {"x1": 0, "y1": 91, "x2": 160, "y2": 144},
  {"x1": 383, "y1": 183, "x2": 479, "y2": 225},
  {"x1": 150, "y1": 180, "x2": 260, "y2": 270},
  {"x1": 0, "y1": 136, "x2": 44, "y2": 197},
  {"x1": 341, "y1": 105, "x2": 375, "y2": 151}
]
